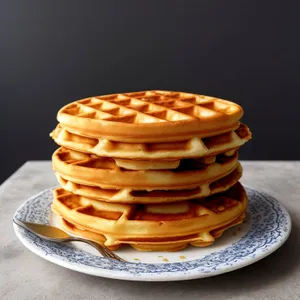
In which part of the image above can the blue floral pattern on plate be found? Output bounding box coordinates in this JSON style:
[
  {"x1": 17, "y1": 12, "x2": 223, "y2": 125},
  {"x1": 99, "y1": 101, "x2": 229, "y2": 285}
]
[{"x1": 13, "y1": 186, "x2": 291, "y2": 281}]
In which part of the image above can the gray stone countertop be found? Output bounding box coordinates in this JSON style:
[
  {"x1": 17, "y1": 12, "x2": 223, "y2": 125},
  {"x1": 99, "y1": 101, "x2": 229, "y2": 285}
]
[{"x1": 1, "y1": 161, "x2": 300, "y2": 300}]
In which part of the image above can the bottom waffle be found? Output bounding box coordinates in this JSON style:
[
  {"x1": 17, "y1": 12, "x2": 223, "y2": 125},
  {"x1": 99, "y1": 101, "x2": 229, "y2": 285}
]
[
  {"x1": 52, "y1": 182, "x2": 247, "y2": 251},
  {"x1": 55, "y1": 212, "x2": 246, "y2": 251}
]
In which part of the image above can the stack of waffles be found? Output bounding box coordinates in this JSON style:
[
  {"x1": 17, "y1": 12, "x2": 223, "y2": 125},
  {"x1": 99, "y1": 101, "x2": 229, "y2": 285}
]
[{"x1": 50, "y1": 90, "x2": 252, "y2": 251}]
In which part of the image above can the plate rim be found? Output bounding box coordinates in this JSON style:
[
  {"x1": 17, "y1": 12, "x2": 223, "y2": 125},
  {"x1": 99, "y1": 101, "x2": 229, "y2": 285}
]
[{"x1": 13, "y1": 184, "x2": 292, "y2": 281}]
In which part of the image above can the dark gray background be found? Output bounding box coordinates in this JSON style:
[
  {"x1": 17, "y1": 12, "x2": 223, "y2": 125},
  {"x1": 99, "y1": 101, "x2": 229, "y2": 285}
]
[{"x1": 1, "y1": 0, "x2": 299, "y2": 183}]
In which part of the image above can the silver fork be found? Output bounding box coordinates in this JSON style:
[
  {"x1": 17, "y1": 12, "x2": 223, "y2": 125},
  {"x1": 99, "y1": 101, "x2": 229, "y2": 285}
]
[{"x1": 13, "y1": 218, "x2": 126, "y2": 262}]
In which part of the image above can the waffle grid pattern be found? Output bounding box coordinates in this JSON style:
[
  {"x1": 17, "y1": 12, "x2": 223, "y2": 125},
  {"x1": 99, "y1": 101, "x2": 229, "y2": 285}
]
[{"x1": 61, "y1": 91, "x2": 239, "y2": 124}]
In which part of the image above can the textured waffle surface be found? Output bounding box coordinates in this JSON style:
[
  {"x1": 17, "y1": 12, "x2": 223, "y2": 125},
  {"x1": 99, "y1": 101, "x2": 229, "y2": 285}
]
[
  {"x1": 51, "y1": 182, "x2": 247, "y2": 251},
  {"x1": 51, "y1": 123, "x2": 251, "y2": 161},
  {"x1": 57, "y1": 91, "x2": 243, "y2": 142},
  {"x1": 52, "y1": 148, "x2": 239, "y2": 190},
  {"x1": 57, "y1": 213, "x2": 246, "y2": 251},
  {"x1": 56, "y1": 163, "x2": 242, "y2": 204}
]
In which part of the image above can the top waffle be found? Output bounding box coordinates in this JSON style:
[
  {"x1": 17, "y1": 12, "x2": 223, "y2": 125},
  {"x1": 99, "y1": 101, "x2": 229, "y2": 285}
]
[{"x1": 57, "y1": 91, "x2": 243, "y2": 142}]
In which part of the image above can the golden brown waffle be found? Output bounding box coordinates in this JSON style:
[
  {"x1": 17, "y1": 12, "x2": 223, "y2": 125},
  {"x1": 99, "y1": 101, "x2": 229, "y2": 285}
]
[
  {"x1": 57, "y1": 91, "x2": 243, "y2": 143},
  {"x1": 52, "y1": 148, "x2": 239, "y2": 190},
  {"x1": 51, "y1": 123, "x2": 251, "y2": 162},
  {"x1": 56, "y1": 163, "x2": 242, "y2": 204},
  {"x1": 56, "y1": 213, "x2": 246, "y2": 251},
  {"x1": 51, "y1": 182, "x2": 247, "y2": 251}
]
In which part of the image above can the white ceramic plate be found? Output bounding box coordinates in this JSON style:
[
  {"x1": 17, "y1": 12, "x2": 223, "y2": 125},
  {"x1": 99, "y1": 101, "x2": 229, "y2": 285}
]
[{"x1": 13, "y1": 186, "x2": 291, "y2": 281}]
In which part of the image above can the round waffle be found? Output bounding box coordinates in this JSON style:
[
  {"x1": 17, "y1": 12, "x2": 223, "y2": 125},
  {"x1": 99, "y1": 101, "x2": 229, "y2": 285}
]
[
  {"x1": 50, "y1": 123, "x2": 251, "y2": 161},
  {"x1": 56, "y1": 213, "x2": 246, "y2": 251},
  {"x1": 55, "y1": 163, "x2": 242, "y2": 204},
  {"x1": 51, "y1": 182, "x2": 247, "y2": 251},
  {"x1": 57, "y1": 90, "x2": 243, "y2": 143},
  {"x1": 52, "y1": 148, "x2": 239, "y2": 190}
]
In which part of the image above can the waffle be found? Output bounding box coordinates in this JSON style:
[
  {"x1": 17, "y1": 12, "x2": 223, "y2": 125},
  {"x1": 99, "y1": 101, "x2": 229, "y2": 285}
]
[
  {"x1": 56, "y1": 212, "x2": 246, "y2": 251},
  {"x1": 51, "y1": 182, "x2": 247, "y2": 251},
  {"x1": 56, "y1": 163, "x2": 242, "y2": 204},
  {"x1": 57, "y1": 91, "x2": 243, "y2": 143},
  {"x1": 52, "y1": 148, "x2": 239, "y2": 190},
  {"x1": 51, "y1": 123, "x2": 251, "y2": 161}
]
